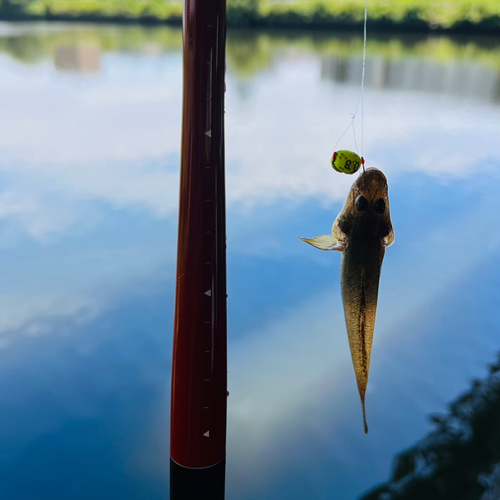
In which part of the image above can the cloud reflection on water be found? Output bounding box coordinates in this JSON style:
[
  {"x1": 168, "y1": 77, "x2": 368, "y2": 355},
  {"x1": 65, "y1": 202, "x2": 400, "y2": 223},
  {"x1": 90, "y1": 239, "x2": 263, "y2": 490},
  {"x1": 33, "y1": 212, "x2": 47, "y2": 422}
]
[
  {"x1": 0, "y1": 23, "x2": 499, "y2": 500},
  {"x1": 0, "y1": 28, "x2": 499, "y2": 240},
  {"x1": 0, "y1": 37, "x2": 498, "y2": 246},
  {"x1": 0, "y1": 281, "x2": 172, "y2": 500}
]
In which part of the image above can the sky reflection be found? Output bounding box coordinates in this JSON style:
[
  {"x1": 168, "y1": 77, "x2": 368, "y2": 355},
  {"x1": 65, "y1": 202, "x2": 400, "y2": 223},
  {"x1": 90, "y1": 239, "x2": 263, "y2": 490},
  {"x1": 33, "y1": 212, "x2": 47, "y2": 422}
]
[{"x1": 0, "y1": 22, "x2": 499, "y2": 500}]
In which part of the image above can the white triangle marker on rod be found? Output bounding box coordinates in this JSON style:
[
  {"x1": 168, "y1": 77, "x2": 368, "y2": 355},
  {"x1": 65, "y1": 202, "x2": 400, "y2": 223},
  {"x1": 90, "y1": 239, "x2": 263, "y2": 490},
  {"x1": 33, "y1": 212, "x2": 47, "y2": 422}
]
[
  {"x1": 203, "y1": 430, "x2": 210, "y2": 437},
  {"x1": 205, "y1": 289, "x2": 212, "y2": 296},
  {"x1": 205, "y1": 130, "x2": 211, "y2": 138}
]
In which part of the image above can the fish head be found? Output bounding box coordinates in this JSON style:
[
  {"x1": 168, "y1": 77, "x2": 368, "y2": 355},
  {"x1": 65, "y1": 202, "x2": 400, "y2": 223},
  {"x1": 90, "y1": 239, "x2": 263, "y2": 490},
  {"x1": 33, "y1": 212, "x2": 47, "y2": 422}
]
[
  {"x1": 351, "y1": 167, "x2": 389, "y2": 210},
  {"x1": 339, "y1": 167, "x2": 395, "y2": 246}
]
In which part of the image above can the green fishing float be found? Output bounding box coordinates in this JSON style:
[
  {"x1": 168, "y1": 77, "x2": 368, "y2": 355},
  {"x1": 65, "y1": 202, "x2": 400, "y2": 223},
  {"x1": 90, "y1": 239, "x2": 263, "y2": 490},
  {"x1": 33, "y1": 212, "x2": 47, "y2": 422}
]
[{"x1": 331, "y1": 150, "x2": 365, "y2": 175}]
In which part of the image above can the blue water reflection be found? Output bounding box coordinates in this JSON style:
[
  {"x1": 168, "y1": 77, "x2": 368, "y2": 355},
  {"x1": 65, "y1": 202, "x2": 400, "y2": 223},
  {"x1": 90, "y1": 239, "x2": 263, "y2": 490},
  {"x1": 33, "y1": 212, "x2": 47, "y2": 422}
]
[{"x1": 0, "y1": 22, "x2": 500, "y2": 499}]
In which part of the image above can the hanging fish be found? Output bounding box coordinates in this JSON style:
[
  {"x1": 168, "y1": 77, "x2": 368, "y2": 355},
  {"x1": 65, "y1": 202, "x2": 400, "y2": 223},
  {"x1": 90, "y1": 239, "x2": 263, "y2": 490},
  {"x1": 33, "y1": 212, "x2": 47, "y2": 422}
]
[
  {"x1": 331, "y1": 150, "x2": 364, "y2": 174},
  {"x1": 300, "y1": 167, "x2": 394, "y2": 433}
]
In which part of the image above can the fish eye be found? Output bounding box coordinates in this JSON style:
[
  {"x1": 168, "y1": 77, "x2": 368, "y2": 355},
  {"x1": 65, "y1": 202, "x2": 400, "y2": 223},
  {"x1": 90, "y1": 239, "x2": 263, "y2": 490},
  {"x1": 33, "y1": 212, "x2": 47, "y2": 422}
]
[
  {"x1": 374, "y1": 198, "x2": 386, "y2": 214},
  {"x1": 355, "y1": 195, "x2": 368, "y2": 211}
]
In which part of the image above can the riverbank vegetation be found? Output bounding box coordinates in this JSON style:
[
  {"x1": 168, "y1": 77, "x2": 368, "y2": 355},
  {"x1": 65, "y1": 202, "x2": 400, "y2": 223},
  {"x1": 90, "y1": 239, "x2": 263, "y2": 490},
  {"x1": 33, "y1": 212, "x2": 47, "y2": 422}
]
[
  {"x1": 0, "y1": 0, "x2": 500, "y2": 32},
  {"x1": 2, "y1": 24, "x2": 500, "y2": 81}
]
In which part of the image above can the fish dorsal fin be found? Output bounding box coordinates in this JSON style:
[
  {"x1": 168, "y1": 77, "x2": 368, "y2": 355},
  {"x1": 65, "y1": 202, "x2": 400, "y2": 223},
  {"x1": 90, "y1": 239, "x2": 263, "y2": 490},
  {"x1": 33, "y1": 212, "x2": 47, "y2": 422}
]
[{"x1": 300, "y1": 235, "x2": 344, "y2": 251}]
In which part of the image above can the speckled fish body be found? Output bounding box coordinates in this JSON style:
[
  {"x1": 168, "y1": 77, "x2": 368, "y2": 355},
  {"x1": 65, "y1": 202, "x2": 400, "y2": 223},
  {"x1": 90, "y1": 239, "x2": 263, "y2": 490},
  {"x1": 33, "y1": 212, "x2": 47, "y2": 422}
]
[{"x1": 300, "y1": 168, "x2": 394, "y2": 433}]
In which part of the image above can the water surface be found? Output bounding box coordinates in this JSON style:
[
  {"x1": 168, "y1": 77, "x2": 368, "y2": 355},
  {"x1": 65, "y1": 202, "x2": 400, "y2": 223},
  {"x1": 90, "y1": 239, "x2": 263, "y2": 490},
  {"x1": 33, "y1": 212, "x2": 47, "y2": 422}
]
[{"x1": 0, "y1": 22, "x2": 500, "y2": 500}]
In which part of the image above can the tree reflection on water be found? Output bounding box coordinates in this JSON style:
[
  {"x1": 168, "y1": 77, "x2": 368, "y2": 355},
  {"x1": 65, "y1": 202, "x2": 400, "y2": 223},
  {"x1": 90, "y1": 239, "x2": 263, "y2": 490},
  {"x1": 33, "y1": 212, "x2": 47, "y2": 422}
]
[{"x1": 361, "y1": 354, "x2": 500, "y2": 500}]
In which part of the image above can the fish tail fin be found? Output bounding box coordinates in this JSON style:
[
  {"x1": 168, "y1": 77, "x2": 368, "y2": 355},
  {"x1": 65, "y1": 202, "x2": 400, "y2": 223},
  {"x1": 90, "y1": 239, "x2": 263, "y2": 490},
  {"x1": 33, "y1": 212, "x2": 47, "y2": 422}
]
[{"x1": 361, "y1": 396, "x2": 368, "y2": 434}]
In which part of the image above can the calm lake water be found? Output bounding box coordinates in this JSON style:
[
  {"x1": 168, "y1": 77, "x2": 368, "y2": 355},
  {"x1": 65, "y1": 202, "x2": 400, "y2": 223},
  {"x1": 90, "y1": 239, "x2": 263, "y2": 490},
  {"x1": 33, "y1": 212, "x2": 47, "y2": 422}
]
[{"x1": 0, "y1": 21, "x2": 500, "y2": 500}]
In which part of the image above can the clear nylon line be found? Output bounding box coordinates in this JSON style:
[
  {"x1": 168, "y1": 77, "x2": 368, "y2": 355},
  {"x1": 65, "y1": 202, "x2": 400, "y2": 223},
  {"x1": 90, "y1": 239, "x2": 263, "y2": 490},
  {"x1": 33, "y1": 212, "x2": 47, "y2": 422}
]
[
  {"x1": 361, "y1": 0, "x2": 368, "y2": 162},
  {"x1": 335, "y1": 0, "x2": 368, "y2": 169}
]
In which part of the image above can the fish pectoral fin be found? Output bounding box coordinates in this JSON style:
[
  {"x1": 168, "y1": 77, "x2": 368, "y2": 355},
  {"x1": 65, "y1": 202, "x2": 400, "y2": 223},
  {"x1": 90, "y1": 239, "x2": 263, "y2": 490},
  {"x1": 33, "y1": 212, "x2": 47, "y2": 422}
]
[
  {"x1": 383, "y1": 225, "x2": 395, "y2": 247},
  {"x1": 300, "y1": 235, "x2": 344, "y2": 251}
]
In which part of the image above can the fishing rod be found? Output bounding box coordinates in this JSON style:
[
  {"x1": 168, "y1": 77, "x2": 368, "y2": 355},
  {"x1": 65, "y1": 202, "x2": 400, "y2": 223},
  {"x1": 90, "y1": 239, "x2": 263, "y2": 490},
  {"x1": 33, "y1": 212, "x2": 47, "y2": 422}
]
[{"x1": 170, "y1": 0, "x2": 228, "y2": 497}]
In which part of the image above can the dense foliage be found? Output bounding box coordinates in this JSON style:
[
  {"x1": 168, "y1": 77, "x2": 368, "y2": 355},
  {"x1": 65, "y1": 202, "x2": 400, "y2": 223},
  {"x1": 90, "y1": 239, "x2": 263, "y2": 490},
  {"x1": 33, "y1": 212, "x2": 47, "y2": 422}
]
[{"x1": 0, "y1": 0, "x2": 500, "y2": 31}]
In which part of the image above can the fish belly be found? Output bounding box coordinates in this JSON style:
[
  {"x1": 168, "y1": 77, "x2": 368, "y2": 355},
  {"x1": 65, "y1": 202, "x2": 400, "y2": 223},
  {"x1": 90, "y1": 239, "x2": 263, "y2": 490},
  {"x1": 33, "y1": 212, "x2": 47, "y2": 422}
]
[{"x1": 340, "y1": 243, "x2": 384, "y2": 400}]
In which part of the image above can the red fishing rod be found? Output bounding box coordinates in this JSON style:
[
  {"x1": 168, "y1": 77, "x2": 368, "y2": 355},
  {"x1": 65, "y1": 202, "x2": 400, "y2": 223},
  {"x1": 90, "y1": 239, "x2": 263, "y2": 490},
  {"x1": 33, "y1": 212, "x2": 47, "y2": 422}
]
[{"x1": 170, "y1": 0, "x2": 227, "y2": 498}]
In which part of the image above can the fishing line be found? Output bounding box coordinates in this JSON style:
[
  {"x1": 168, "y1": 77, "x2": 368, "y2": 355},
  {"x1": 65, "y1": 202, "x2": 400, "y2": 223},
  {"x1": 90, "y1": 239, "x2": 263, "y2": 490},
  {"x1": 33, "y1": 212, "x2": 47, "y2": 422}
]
[
  {"x1": 332, "y1": 0, "x2": 368, "y2": 174},
  {"x1": 361, "y1": 0, "x2": 367, "y2": 162},
  {"x1": 350, "y1": 0, "x2": 368, "y2": 157}
]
